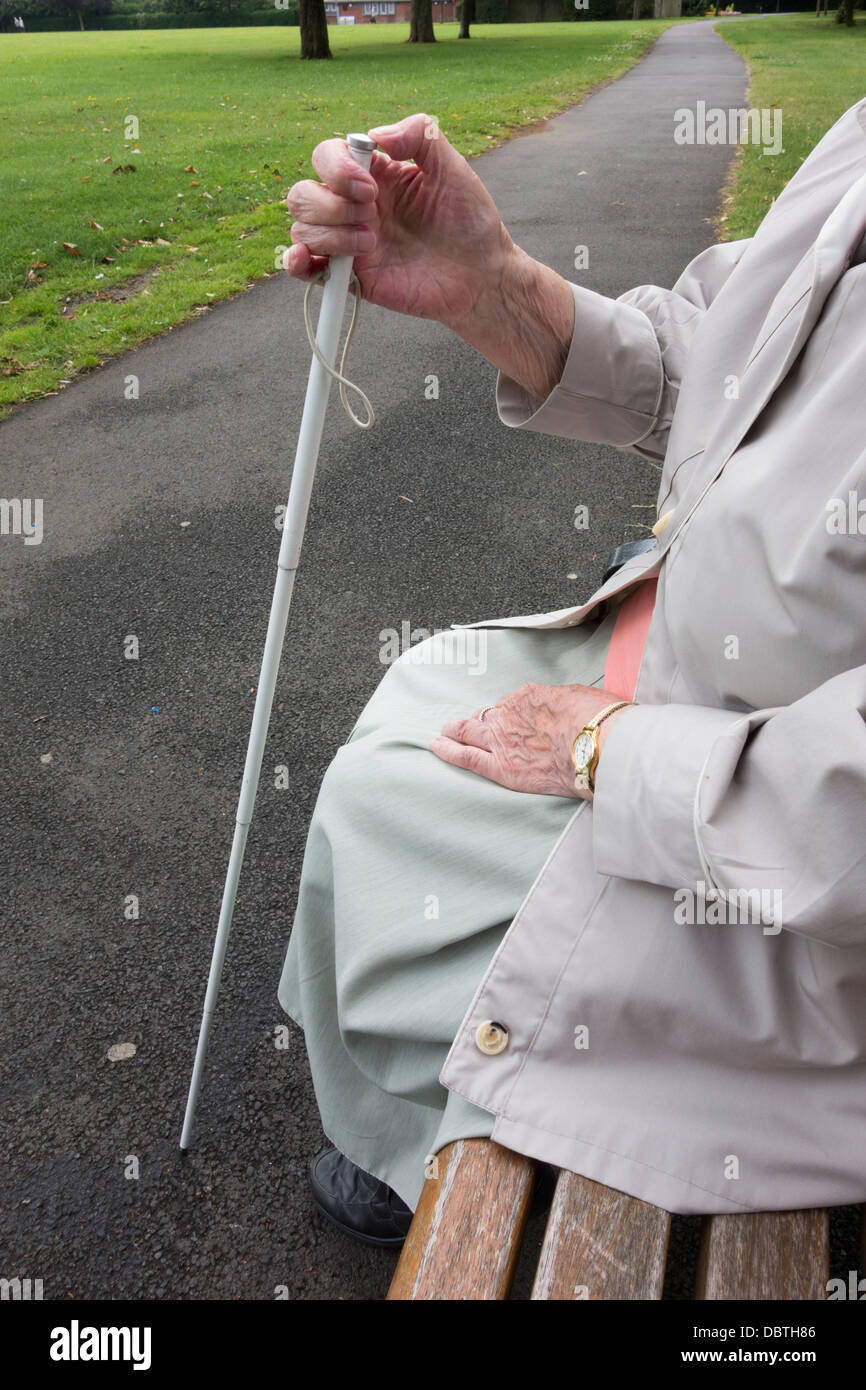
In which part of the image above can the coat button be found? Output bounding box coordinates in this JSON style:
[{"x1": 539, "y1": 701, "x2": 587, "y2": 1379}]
[{"x1": 475, "y1": 1020, "x2": 509, "y2": 1055}]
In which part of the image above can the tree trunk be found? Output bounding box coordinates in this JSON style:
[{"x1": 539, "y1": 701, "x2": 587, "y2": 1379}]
[
  {"x1": 458, "y1": 0, "x2": 475, "y2": 37},
  {"x1": 299, "y1": 0, "x2": 332, "y2": 58},
  {"x1": 409, "y1": 0, "x2": 435, "y2": 41},
  {"x1": 78, "y1": 9, "x2": 85, "y2": 27},
  {"x1": 632, "y1": 0, "x2": 640, "y2": 17}
]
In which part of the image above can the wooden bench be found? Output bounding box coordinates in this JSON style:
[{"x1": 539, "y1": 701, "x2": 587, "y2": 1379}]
[{"x1": 387, "y1": 1138, "x2": 855, "y2": 1301}]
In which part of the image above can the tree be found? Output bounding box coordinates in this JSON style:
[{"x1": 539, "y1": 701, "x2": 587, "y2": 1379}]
[
  {"x1": 299, "y1": 0, "x2": 332, "y2": 58},
  {"x1": 409, "y1": 0, "x2": 435, "y2": 41},
  {"x1": 165, "y1": 0, "x2": 275, "y2": 11},
  {"x1": 458, "y1": 0, "x2": 475, "y2": 37},
  {"x1": 835, "y1": 0, "x2": 854, "y2": 22},
  {"x1": 37, "y1": 0, "x2": 110, "y2": 29}
]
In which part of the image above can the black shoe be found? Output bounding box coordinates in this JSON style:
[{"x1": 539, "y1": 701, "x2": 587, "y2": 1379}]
[{"x1": 308, "y1": 1146, "x2": 414, "y2": 1248}]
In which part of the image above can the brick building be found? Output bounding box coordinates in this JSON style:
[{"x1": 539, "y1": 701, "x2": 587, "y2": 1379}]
[{"x1": 325, "y1": 2, "x2": 457, "y2": 22}]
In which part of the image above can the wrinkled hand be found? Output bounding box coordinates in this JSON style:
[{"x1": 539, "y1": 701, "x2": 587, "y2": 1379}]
[
  {"x1": 430, "y1": 684, "x2": 631, "y2": 800},
  {"x1": 282, "y1": 111, "x2": 514, "y2": 330}
]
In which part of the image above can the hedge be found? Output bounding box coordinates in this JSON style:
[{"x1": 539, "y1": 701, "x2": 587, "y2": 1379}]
[{"x1": 13, "y1": 7, "x2": 298, "y2": 27}]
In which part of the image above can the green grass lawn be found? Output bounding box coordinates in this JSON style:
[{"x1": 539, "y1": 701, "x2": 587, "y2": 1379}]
[
  {"x1": 3, "y1": 16, "x2": 863, "y2": 416},
  {"x1": 0, "y1": 20, "x2": 681, "y2": 415},
  {"x1": 714, "y1": 11, "x2": 866, "y2": 240}
]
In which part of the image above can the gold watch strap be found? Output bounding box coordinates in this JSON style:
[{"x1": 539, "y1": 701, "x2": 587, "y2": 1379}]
[{"x1": 585, "y1": 700, "x2": 633, "y2": 733}]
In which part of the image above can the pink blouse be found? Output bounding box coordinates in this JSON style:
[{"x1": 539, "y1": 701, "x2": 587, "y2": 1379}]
[{"x1": 603, "y1": 577, "x2": 658, "y2": 702}]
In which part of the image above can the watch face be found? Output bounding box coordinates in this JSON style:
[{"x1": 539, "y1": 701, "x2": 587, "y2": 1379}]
[{"x1": 573, "y1": 731, "x2": 594, "y2": 772}]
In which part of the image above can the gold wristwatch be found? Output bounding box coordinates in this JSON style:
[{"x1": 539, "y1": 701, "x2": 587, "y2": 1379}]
[{"x1": 571, "y1": 701, "x2": 633, "y2": 794}]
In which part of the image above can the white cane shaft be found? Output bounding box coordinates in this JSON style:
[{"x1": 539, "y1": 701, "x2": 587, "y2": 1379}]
[{"x1": 180, "y1": 134, "x2": 376, "y2": 1149}]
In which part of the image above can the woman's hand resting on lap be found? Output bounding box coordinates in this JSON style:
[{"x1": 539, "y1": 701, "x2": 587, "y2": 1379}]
[{"x1": 430, "y1": 684, "x2": 631, "y2": 800}]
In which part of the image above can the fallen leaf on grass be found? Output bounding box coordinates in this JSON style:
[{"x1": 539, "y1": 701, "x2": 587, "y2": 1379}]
[
  {"x1": 62, "y1": 242, "x2": 81, "y2": 256},
  {"x1": 0, "y1": 358, "x2": 25, "y2": 378},
  {"x1": 184, "y1": 164, "x2": 197, "y2": 173},
  {"x1": 88, "y1": 218, "x2": 104, "y2": 230}
]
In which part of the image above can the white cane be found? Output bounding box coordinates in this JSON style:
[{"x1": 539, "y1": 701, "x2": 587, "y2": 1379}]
[{"x1": 180, "y1": 131, "x2": 378, "y2": 1149}]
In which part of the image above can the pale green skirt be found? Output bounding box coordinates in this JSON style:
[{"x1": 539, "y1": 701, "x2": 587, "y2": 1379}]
[{"x1": 278, "y1": 609, "x2": 617, "y2": 1211}]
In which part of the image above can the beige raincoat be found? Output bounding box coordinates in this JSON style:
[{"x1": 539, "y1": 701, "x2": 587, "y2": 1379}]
[{"x1": 437, "y1": 97, "x2": 866, "y2": 1214}]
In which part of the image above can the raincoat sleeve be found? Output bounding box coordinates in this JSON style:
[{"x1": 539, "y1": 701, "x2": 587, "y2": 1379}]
[
  {"x1": 591, "y1": 667, "x2": 866, "y2": 950},
  {"x1": 494, "y1": 239, "x2": 751, "y2": 463}
]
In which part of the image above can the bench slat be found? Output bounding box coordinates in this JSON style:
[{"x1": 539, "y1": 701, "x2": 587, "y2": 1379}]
[
  {"x1": 531, "y1": 1171, "x2": 671, "y2": 1300},
  {"x1": 387, "y1": 1138, "x2": 536, "y2": 1301},
  {"x1": 696, "y1": 1209, "x2": 829, "y2": 1300}
]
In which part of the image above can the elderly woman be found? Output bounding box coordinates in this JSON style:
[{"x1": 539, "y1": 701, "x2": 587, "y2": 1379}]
[{"x1": 278, "y1": 103, "x2": 866, "y2": 1247}]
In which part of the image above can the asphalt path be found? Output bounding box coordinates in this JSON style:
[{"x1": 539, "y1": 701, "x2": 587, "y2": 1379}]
[{"x1": 5, "y1": 19, "x2": 840, "y2": 1304}]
